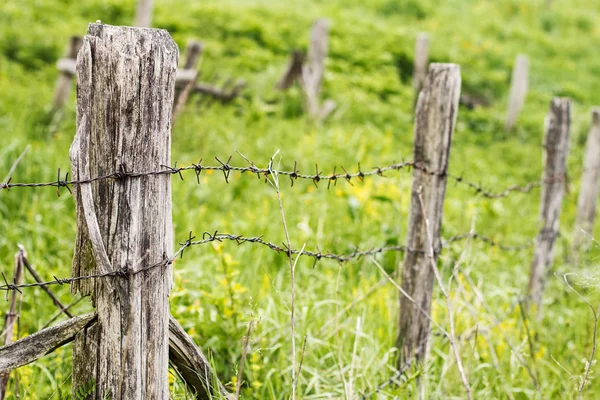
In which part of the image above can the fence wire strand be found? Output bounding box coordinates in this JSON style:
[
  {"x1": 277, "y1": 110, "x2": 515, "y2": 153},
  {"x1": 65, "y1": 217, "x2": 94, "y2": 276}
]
[
  {"x1": 1, "y1": 157, "x2": 540, "y2": 199},
  {"x1": 0, "y1": 231, "x2": 533, "y2": 293}
]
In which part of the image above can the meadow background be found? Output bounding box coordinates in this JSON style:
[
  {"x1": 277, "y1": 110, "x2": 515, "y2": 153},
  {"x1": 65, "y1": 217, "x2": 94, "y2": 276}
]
[{"x1": 1, "y1": 0, "x2": 600, "y2": 398}]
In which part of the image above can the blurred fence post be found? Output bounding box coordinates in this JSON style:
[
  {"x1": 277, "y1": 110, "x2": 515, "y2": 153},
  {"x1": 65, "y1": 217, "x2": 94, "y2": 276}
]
[
  {"x1": 528, "y1": 98, "x2": 571, "y2": 311},
  {"x1": 52, "y1": 36, "x2": 83, "y2": 112},
  {"x1": 573, "y1": 108, "x2": 600, "y2": 257},
  {"x1": 182, "y1": 41, "x2": 203, "y2": 70},
  {"x1": 303, "y1": 18, "x2": 330, "y2": 118},
  {"x1": 412, "y1": 33, "x2": 429, "y2": 110},
  {"x1": 134, "y1": 0, "x2": 153, "y2": 27},
  {"x1": 70, "y1": 23, "x2": 176, "y2": 398},
  {"x1": 397, "y1": 63, "x2": 461, "y2": 367},
  {"x1": 505, "y1": 54, "x2": 529, "y2": 131}
]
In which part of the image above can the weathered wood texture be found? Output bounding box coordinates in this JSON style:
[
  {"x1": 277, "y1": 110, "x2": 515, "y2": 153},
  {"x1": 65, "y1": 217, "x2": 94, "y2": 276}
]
[
  {"x1": 397, "y1": 64, "x2": 461, "y2": 367},
  {"x1": 302, "y1": 18, "x2": 329, "y2": 117},
  {"x1": 134, "y1": 0, "x2": 153, "y2": 27},
  {"x1": 412, "y1": 33, "x2": 429, "y2": 110},
  {"x1": 528, "y1": 98, "x2": 571, "y2": 310},
  {"x1": 0, "y1": 313, "x2": 96, "y2": 374},
  {"x1": 52, "y1": 36, "x2": 83, "y2": 111},
  {"x1": 0, "y1": 248, "x2": 25, "y2": 399},
  {"x1": 574, "y1": 108, "x2": 600, "y2": 254},
  {"x1": 60, "y1": 59, "x2": 196, "y2": 85},
  {"x1": 505, "y1": 54, "x2": 529, "y2": 131},
  {"x1": 169, "y1": 316, "x2": 232, "y2": 399},
  {"x1": 70, "y1": 23, "x2": 177, "y2": 399}
]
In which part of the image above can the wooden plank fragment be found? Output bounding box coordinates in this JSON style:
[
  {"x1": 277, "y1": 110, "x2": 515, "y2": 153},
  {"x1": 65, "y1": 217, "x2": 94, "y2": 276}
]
[
  {"x1": 0, "y1": 313, "x2": 96, "y2": 374},
  {"x1": 397, "y1": 63, "x2": 461, "y2": 367},
  {"x1": 169, "y1": 315, "x2": 232, "y2": 399}
]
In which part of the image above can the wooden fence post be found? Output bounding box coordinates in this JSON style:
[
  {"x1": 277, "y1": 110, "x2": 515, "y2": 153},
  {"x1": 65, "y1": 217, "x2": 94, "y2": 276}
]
[
  {"x1": 573, "y1": 108, "x2": 600, "y2": 256},
  {"x1": 528, "y1": 98, "x2": 571, "y2": 311},
  {"x1": 134, "y1": 0, "x2": 153, "y2": 27},
  {"x1": 412, "y1": 33, "x2": 429, "y2": 110},
  {"x1": 397, "y1": 63, "x2": 461, "y2": 367},
  {"x1": 303, "y1": 18, "x2": 329, "y2": 118},
  {"x1": 69, "y1": 23, "x2": 177, "y2": 398},
  {"x1": 182, "y1": 41, "x2": 203, "y2": 70},
  {"x1": 52, "y1": 36, "x2": 83, "y2": 112},
  {"x1": 505, "y1": 54, "x2": 529, "y2": 131}
]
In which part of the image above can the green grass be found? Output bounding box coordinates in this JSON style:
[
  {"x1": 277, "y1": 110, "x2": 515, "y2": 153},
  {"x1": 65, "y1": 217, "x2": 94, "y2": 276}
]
[{"x1": 2, "y1": 0, "x2": 600, "y2": 398}]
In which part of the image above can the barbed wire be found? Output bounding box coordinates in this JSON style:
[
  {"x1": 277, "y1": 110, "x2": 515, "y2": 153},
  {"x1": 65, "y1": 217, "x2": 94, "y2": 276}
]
[
  {"x1": 0, "y1": 156, "x2": 540, "y2": 199},
  {"x1": 0, "y1": 231, "x2": 533, "y2": 293}
]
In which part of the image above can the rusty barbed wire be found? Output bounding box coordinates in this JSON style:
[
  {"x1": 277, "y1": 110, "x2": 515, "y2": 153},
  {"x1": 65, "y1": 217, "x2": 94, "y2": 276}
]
[
  {"x1": 0, "y1": 231, "x2": 533, "y2": 293},
  {"x1": 0, "y1": 156, "x2": 541, "y2": 199}
]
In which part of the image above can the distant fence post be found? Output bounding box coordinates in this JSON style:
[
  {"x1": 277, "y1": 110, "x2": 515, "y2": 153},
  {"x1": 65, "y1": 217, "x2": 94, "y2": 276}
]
[
  {"x1": 52, "y1": 36, "x2": 83, "y2": 112},
  {"x1": 134, "y1": 0, "x2": 153, "y2": 27},
  {"x1": 412, "y1": 33, "x2": 429, "y2": 110},
  {"x1": 505, "y1": 54, "x2": 529, "y2": 131},
  {"x1": 303, "y1": 18, "x2": 330, "y2": 118},
  {"x1": 70, "y1": 23, "x2": 176, "y2": 398},
  {"x1": 182, "y1": 41, "x2": 204, "y2": 70},
  {"x1": 573, "y1": 108, "x2": 600, "y2": 256},
  {"x1": 528, "y1": 98, "x2": 571, "y2": 311},
  {"x1": 397, "y1": 63, "x2": 461, "y2": 367}
]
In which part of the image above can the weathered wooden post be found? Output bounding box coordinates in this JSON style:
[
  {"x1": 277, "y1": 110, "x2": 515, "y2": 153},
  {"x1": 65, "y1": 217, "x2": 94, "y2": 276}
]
[
  {"x1": 182, "y1": 41, "x2": 203, "y2": 70},
  {"x1": 412, "y1": 33, "x2": 429, "y2": 110},
  {"x1": 397, "y1": 63, "x2": 461, "y2": 367},
  {"x1": 303, "y1": 18, "x2": 330, "y2": 118},
  {"x1": 528, "y1": 98, "x2": 571, "y2": 311},
  {"x1": 573, "y1": 108, "x2": 600, "y2": 256},
  {"x1": 505, "y1": 54, "x2": 529, "y2": 131},
  {"x1": 70, "y1": 23, "x2": 176, "y2": 398},
  {"x1": 134, "y1": 0, "x2": 153, "y2": 27},
  {"x1": 52, "y1": 36, "x2": 83, "y2": 112}
]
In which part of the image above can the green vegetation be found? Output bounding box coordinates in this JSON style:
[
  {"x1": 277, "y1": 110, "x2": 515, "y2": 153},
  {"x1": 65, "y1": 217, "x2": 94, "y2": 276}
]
[{"x1": 1, "y1": 0, "x2": 600, "y2": 398}]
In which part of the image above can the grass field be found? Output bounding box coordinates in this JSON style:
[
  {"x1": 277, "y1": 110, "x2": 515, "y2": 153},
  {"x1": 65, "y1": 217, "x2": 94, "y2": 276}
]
[{"x1": 2, "y1": 0, "x2": 600, "y2": 398}]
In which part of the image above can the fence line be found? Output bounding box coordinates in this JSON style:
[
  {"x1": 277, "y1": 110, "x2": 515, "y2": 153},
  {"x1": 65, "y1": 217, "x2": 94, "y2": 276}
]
[
  {"x1": 1, "y1": 157, "x2": 542, "y2": 200},
  {"x1": 0, "y1": 230, "x2": 534, "y2": 294}
]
